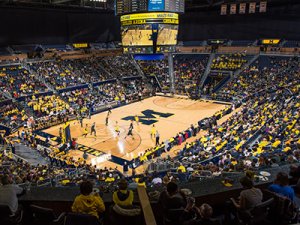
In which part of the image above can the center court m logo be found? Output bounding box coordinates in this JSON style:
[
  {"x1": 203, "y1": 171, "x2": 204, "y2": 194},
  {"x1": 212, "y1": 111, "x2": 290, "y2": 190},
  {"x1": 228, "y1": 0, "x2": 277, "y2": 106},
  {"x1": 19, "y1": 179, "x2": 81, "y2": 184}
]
[{"x1": 122, "y1": 110, "x2": 174, "y2": 125}]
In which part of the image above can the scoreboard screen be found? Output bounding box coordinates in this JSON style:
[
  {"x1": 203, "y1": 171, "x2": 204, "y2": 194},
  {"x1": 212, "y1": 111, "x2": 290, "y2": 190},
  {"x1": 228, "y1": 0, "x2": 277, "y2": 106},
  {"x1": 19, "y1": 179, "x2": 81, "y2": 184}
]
[
  {"x1": 157, "y1": 24, "x2": 178, "y2": 46},
  {"x1": 148, "y1": 0, "x2": 165, "y2": 11},
  {"x1": 120, "y1": 12, "x2": 179, "y2": 54},
  {"x1": 165, "y1": 0, "x2": 185, "y2": 13},
  {"x1": 115, "y1": 0, "x2": 184, "y2": 15},
  {"x1": 115, "y1": 0, "x2": 147, "y2": 15},
  {"x1": 121, "y1": 25, "x2": 153, "y2": 46}
]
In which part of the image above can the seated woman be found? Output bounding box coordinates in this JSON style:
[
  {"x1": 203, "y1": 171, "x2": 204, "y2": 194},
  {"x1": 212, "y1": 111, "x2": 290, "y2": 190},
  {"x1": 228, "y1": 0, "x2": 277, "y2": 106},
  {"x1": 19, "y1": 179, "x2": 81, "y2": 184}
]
[
  {"x1": 71, "y1": 180, "x2": 105, "y2": 219},
  {"x1": 268, "y1": 172, "x2": 295, "y2": 202},
  {"x1": 231, "y1": 176, "x2": 263, "y2": 210}
]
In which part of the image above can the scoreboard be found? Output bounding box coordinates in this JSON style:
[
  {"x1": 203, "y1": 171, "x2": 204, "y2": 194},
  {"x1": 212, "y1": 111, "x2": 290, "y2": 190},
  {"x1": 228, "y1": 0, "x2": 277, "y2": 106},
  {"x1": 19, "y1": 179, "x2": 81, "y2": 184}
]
[
  {"x1": 115, "y1": 0, "x2": 147, "y2": 15},
  {"x1": 120, "y1": 12, "x2": 179, "y2": 54},
  {"x1": 116, "y1": 1, "x2": 184, "y2": 54},
  {"x1": 115, "y1": 0, "x2": 184, "y2": 15}
]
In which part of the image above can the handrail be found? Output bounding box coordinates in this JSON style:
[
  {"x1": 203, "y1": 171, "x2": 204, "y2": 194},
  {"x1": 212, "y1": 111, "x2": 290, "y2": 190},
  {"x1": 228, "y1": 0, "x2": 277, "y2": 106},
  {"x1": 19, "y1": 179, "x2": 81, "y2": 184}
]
[{"x1": 137, "y1": 186, "x2": 157, "y2": 225}]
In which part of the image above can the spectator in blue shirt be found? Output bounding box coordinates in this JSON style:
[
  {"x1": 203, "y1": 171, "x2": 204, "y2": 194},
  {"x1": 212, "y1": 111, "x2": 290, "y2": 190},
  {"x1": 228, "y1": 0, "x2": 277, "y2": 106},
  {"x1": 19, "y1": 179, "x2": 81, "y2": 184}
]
[{"x1": 268, "y1": 172, "x2": 295, "y2": 202}]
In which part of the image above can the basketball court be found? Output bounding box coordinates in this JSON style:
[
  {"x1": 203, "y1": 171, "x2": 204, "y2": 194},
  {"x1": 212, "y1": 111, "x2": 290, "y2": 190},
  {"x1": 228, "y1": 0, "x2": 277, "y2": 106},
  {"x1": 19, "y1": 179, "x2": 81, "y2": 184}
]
[{"x1": 42, "y1": 96, "x2": 226, "y2": 168}]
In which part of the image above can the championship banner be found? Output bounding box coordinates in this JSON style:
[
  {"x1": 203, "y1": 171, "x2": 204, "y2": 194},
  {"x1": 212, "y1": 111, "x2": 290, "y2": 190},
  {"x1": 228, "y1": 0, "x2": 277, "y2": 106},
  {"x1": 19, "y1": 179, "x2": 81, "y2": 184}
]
[
  {"x1": 259, "y1": 1, "x2": 267, "y2": 13},
  {"x1": 239, "y1": 3, "x2": 246, "y2": 14},
  {"x1": 220, "y1": 4, "x2": 227, "y2": 15},
  {"x1": 230, "y1": 4, "x2": 237, "y2": 15},
  {"x1": 249, "y1": 2, "x2": 256, "y2": 14}
]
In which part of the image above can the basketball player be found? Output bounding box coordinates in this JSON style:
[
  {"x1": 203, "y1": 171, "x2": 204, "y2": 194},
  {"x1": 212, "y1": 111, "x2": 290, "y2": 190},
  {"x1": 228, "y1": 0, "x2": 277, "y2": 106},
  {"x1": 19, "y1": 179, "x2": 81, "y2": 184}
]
[
  {"x1": 79, "y1": 116, "x2": 83, "y2": 128},
  {"x1": 115, "y1": 121, "x2": 120, "y2": 136},
  {"x1": 134, "y1": 115, "x2": 139, "y2": 126},
  {"x1": 151, "y1": 124, "x2": 156, "y2": 139},
  {"x1": 107, "y1": 106, "x2": 112, "y2": 116},
  {"x1": 90, "y1": 122, "x2": 96, "y2": 137},
  {"x1": 82, "y1": 124, "x2": 88, "y2": 138},
  {"x1": 125, "y1": 121, "x2": 134, "y2": 140},
  {"x1": 105, "y1": 115, "x2": 109, "y2": 126}
]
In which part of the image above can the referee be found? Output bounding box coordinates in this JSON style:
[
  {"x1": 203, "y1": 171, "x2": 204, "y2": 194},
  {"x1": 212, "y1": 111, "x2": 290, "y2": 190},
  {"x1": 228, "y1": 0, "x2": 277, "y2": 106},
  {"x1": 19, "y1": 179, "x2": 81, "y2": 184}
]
[{"x1": 90, "y1": 122, "x2": 96, "y2": 136}]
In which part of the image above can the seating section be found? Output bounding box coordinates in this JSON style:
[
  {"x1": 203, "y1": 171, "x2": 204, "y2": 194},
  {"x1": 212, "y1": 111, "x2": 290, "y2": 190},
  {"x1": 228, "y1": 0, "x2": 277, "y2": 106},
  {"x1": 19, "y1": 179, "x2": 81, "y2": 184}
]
[
  {"x1": 173, "y1": 54, "x2": 209, "y2": 95},
  {"x1": 137, "y1": 58, "x2": 170, "y2": 92},
  {"x1": 211, "y1": 53, "x2": 251, "y2": 71},
  {"x1": 30, "y1": 61, "x2": 87, "y2": 89},
  {"x1": 0, "y1": 93, "x2": 7, "y2": 102},
  {"x1": 216, "y1": 56, "x2": 295, "y2": 101},
  {"x1": 0, "y1": 47, "x2": 9, "y2": 56},
  {"x1": 170, "y1": 56, "x2": 300, "y2": 174},
  {"x1": 282, "y1": 40, "x2": 300, "y2": 48},
  {"x1": 231, "y1": 40, "x2": 255, "y2": 46},
  {"x1": 0, "y1": 100, "x2": 26, "y2": 128},
  {"x1": 0, "y1": 65, "x2": 48, "y2": 97},
  {"x1": 66, "y1": 58, "x2": 109, "y2": 83},
  {"x1": 43, "y1": 44, "x2": 72, "y2": 51},
  {"x1": 100, "y1": 55, "x2": 140, "y2": 78},
  {"x1": 23, "y1": 94, "x2": 73, "y2": 129}
]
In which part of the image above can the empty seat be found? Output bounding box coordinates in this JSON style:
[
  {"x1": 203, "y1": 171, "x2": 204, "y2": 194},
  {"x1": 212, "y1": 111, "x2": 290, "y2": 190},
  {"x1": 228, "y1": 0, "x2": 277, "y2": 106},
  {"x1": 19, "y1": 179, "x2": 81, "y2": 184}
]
[
  {"x1": 64, "y1": 212, "x2": 102, "y2": 225},
  {"x1": 0, "y1": 204, "x2": 23, "y2": 225},
  {"x1": 30, "y1": 204, "x2": 65, "y2": 225}
]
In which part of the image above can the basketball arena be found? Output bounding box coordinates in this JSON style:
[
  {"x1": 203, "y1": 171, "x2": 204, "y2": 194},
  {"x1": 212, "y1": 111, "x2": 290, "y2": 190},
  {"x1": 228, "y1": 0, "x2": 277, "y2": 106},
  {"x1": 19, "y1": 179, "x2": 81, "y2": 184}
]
[{"x1": 0, "y1": 1, "x2": 299, "y2": 225}]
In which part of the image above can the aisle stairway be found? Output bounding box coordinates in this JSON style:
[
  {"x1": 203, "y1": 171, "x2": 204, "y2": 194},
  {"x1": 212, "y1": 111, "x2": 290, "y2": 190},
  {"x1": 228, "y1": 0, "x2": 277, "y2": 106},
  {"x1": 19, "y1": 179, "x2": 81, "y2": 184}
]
[{"x1": 199, "y1": 52, "x2": 215, "y2": 88}]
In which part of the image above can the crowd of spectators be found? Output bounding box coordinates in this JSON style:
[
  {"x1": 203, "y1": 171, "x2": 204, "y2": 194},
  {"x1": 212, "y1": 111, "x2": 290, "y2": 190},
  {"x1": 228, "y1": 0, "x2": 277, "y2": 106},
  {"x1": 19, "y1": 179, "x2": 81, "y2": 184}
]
[
  {"x1": 173, "y1": 54, "x2": 209, "y2": 95},
  {"x1": 100, "y1": 55, "x2": 140, "y2": 78},
  {"x1": 0, "y1": 101, "x2": 26, "y2": 129},
  {"x1": 0, "y1": 54, "x2": 299, "y2": 224},
  {"x1": 23, "y1": 94, "x2": 74, "y2": 129},
  {"x1": 69, "y1": 58, "x2": 109, "y2": 83},
  {"x1": 0, "y1": 65, "x2": 48, "y2": 97},
  {"x1": 216, "y1": 56, "x2": 298, "y2": 101},
  {"x1": 150, "y1": 56, "x2": 300, "y2": 181},
  {"x1": 138, "y1": 59, "x2": 170, "y2": 92},
  {"x1": 211, "y1": 52, "x2": 249, "y2": 71},
  {"x1": 30, "y1": 61, "x2": 87, "y2": 90}
]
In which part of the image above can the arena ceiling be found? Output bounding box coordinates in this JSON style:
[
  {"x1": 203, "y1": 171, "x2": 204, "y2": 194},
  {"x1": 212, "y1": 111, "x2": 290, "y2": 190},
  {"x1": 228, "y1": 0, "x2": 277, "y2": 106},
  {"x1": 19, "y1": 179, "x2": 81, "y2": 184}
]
[{"x1": 0, "y1": 0, "x2": 297, "y2": 11}]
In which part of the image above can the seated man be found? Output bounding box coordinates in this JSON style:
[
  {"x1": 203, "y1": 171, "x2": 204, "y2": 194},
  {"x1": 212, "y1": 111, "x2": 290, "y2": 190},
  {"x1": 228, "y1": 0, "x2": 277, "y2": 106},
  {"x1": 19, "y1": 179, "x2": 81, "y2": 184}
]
[
  {"x1": 231, "y1": 176, "x2": 263, "y2": 210},
  {"x1": 72, "y1": 180, "x2": 105, "y2": 219},
  {"x1": 0, "y1": 174, "x2": 24, "y2": 215},
  {"x1": 268, "y1": 172, "x2": 295, "y2": 202},
  {"x1": 158, "y1": 182, "x2": 187, "y2": 225}
]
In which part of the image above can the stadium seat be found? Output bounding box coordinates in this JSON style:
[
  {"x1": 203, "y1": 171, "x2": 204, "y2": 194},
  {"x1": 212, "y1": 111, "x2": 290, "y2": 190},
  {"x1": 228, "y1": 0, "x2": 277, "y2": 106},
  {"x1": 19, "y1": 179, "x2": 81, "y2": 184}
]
[
  {"x1": 235, "y1": 198, "x2": 274, "y2": 225},
  {"x1": 263, "y1": 190, "x2": 299, "y2": 225},
  {"x1": 30, "y1": 204, "x2": 65, "y2": 225},
  {"x1": 64, "y1": 212, "x2": 102, "y2": 225},
  {"x1": 0, "y1": 204, "x2": 23, "y2": 225},
  {"x1": 109, "y1": 205, "x2": 142, "y2": 225},
  {"x1": 163, "y1": 208, "x2": 185, "y2": 225}
]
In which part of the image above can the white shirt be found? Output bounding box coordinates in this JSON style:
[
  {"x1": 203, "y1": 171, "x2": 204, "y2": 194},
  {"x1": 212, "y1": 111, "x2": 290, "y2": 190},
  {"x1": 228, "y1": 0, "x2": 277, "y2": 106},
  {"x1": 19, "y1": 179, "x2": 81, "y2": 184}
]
[
  {"x1": 0, "y1": 184, "x2": 23, "y2": 214},
  {"x1": 152, "y1": 177, "x2": 162, "y2": 185}
]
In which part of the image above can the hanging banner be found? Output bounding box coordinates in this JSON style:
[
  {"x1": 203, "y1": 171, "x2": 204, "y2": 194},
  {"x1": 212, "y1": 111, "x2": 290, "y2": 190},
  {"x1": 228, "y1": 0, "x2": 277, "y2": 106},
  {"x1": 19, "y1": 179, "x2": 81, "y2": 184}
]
[
  {"x1": 220, "y1": 4, "x2": 227, "y2": 15},
  {"x1": 249, "y1": 2, "x2": 256, "y2": 13},
  {"x1": 230, "y1": 4, "x2": 237, "y2": 15},
  {"x1": 259, "y1": 1, "x2": 267, "y2": 13},
  {"x1": 239, "y1": 3, "x2": 246, "y2": 14}
]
